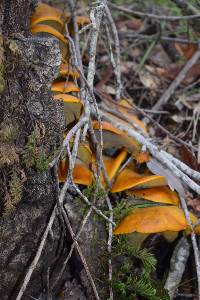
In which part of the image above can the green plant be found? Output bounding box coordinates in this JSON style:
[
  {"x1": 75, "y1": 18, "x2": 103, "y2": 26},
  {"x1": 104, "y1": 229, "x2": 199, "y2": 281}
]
[
  {"x1": 83, "y1": 184, "x2": 105, "y2": 200},
  {"x1": 112, "y1": 235, "x2": 169, "y2": 300}
]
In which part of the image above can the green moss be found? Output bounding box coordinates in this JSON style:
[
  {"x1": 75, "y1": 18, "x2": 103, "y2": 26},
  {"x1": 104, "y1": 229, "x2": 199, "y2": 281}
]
[
  {"x1": 9, "y1": 171, "x2": 23, "y2": 205},
  {"x1": 0, "y1": 64, "x2": 5, "y2": 94},
  {"x1": 22, "y1": 126, "x2": 52, "y2": 173},
  {"x1": 83, "y1": 184, "x2": 106, "y2": 199},
  {"x1": 0, "y1": 34, "x2": 4, "y2": 93},
  {"x1": 0, "y1": 125, "x2": 18, "y2": 143},
  {"x1": 4, "y1": 170, "x2": 24, "y2": 215}
]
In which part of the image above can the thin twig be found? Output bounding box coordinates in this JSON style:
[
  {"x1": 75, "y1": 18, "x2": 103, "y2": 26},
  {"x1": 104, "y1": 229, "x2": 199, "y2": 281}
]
[
  {"x1": 105, "y1": 194, "x2": 113, "y2": 300},
  {"x1": 105, "y1": 2, "x2": 122, "y2": 100},
  {"x1": 73, "y1": 184, "x2": 116, "y2": 226},
  {"x1": 162, "y1": 151, "x2": 200, "y2": 181},
  {"x1": 119, "y1": 31, "x2": 200, "y2": 45},
  {"x1": 108, "y1": 2, "x2": 200, "y2": 21},
  {"x1": 60, "y1": 206, "x2": 100, "y2": 300}
]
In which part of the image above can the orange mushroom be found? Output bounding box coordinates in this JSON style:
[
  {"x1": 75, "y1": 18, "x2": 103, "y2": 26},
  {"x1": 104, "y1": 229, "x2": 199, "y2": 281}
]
[
  {"x1": 126, "y1": 186, "x2": 180, "y2": 205},
  {"x1": 111, "y1": 168, "x2": 166, "y2": 193},
  {"x1": 31, "y1": 3, "x2": 64, "y2": 27},
  {"x1": 58, "y1": 159, "x2": 93, "y2": 185},
  {"x1": 51, "y1": 81, "x2": 80, "y2": 93},
  {"x1": 59, "y1": 63, "x2": 80, "y2": 78},
  {"x1": 31, "y1": 24, "x2": 67, "y2": 44},
  {"x1": 53, "y1": 94, "x2": 82, "y2": 127},
  {"x1": 113, "y1": 206, "x2": 188, "y2": 234},
  {"x1": 92, "y1": 121, "x2": 141, "y2": 156}
]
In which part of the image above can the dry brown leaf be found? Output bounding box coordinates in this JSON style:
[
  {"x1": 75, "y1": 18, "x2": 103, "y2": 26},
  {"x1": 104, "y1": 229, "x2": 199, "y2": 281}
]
[
  {"x1": 174, "y1": 42, "x2": 197, "y2": 60},
  {"x1": 0, "y1": 144, "x2": 19, "y2": 166},
  {"x1": 139, "y1": 68, "x2": 161, "y2": 90},
  {"x1": 179, "y1": 145, "x2": 200, "y2": 172}
]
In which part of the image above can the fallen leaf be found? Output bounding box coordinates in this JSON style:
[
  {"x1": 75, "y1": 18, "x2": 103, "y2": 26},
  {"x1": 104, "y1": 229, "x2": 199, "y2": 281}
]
[
  {"x1": 160, "y1": 62, "x2": 200, "y2": 84},
  {"x1": 174, "y1": 42, "x2": 197, "y2": 60},
  {"x1": 139, "y1": 68, "x2": 161, "y2": 90},
  {"x1": 179, "y1": 145, "x2": 200, "y2": 172},
  {"x1": 187, "y1": 196, "x2": 200, "y2": 212}
]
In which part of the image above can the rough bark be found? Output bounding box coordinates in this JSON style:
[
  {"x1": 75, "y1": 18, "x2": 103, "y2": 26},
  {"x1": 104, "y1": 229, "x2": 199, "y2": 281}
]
[{"x1": 0, "y1": 1, "x2": 68, "y2": 299}]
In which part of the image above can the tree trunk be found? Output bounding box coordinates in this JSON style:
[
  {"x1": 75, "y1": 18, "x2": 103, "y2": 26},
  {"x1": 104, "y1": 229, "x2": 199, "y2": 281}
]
[{"x1": 0, "y1": 1, "x2": 70, "y2": 299}]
